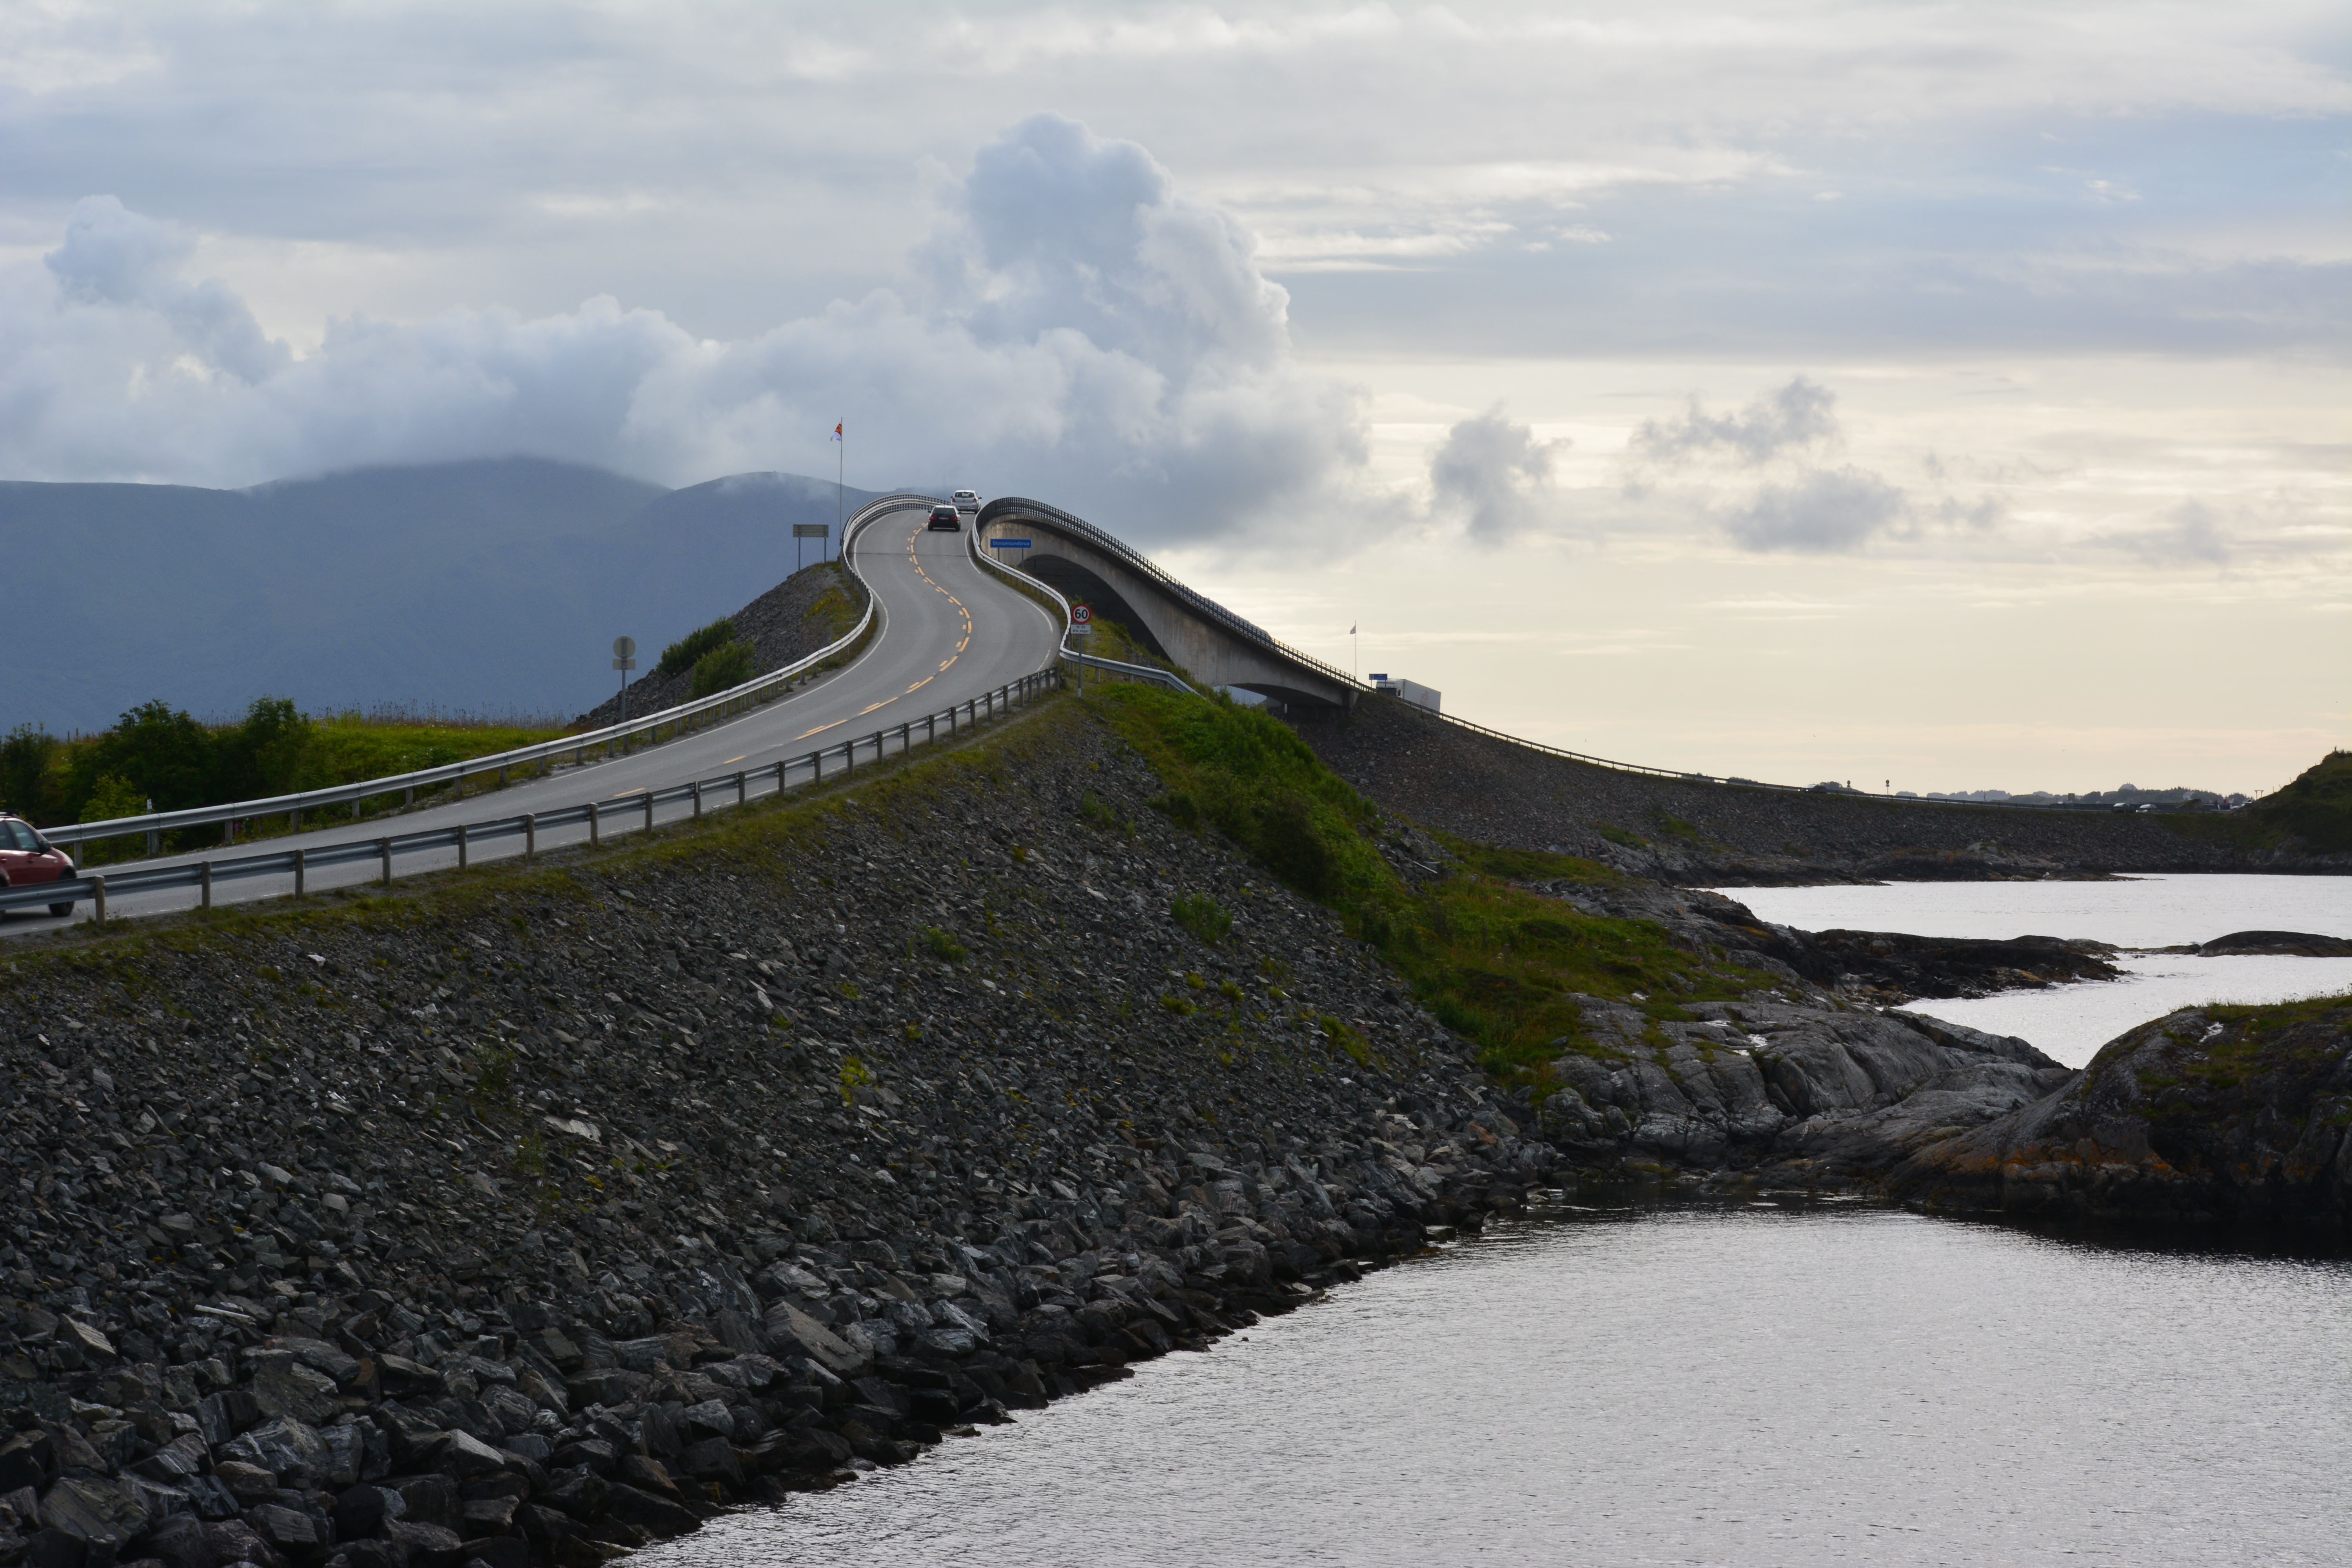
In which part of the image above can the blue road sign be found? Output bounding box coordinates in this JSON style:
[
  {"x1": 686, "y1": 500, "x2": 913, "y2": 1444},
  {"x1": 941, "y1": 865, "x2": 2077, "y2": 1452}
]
[{"x1": 991, "y1": 538, "x2": 1033, "y2": 549}]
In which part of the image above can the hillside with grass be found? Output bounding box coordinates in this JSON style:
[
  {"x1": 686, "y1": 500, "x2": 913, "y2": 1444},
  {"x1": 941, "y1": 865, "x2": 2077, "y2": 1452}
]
[{"x1": 2166, "y1": 749, "x2": 2352, "y2": 858}]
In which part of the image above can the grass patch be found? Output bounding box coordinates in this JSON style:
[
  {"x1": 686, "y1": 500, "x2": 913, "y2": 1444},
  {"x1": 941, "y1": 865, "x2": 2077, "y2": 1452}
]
[
  {"x1": 1171, "y1": 891, "x2": 1233, "y2": 944},
  {"x1": 1431, "y1": 831, "x2": 1622, "y2": 887},
  {"x1": 656, "y1": 617, "x2": 739, "y2": 681},
  {"x1": 1090, "y1": 684, "x2": 1772, "y2": 1093},
  {"x1": 2165, "y1": 749, "x2": 2352, "y2": 855}
]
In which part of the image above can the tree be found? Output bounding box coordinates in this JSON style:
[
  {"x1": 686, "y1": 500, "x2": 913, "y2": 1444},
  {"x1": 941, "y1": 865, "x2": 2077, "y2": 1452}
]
[{"x1": 0, "y1": 724, "x2": 58, "y2": 822}]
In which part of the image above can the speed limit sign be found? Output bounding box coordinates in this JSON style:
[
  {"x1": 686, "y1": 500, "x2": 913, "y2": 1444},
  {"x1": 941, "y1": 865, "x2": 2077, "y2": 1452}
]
[{"x1": 1070, "y1": 604, "x2": 1093, "y2": 635}]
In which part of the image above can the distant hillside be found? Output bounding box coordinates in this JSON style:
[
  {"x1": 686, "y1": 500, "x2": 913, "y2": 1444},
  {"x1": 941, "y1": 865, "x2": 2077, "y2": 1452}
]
[
  {"x1": 2168, "y1": 750, "x2": 2352, "y2": 858},
  {"x1": 0, "y1": 459, "x2": 882, "y2": 732}
]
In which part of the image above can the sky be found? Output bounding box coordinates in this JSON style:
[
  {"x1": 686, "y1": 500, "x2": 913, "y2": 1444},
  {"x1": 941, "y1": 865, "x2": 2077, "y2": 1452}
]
[{"x1": 2, "y1": 1, "x2": 2345, "y2": 794}]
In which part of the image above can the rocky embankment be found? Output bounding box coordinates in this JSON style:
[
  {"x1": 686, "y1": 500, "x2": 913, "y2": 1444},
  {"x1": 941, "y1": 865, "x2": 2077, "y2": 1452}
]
[
  {"x1": 1289, "y1": 697, "x2": 2345, "y2": 882},
  {"x1": 574, "y1": 564, "x2": 860, "y2": 730},
  {"x1": 1886, "y1": 999, "x2": 2352, "y2": 1233},
  {"x1": 1472, "y1": 877, "x2": 2081, "y2": 1180},
  {"x1": 0, "y1": 702, "x2": 1554, "y2": 1567}
]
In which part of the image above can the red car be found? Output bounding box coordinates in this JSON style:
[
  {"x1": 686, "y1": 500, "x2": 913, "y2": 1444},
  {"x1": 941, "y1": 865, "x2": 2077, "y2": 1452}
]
[{"x1": 0, "y1": 815, "x2": 77, "y2": 918}]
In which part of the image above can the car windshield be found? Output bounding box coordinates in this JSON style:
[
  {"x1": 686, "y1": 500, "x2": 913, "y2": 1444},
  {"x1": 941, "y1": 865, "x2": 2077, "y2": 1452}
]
[{"x1": 5, "y1": 821, "x2": 40, "y2": 851}]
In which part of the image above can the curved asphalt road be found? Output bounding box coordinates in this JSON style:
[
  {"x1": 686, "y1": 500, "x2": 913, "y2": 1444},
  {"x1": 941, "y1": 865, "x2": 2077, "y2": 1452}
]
[{"x1": 2, "y1": 501, "x2": 1064, "y2": 936}]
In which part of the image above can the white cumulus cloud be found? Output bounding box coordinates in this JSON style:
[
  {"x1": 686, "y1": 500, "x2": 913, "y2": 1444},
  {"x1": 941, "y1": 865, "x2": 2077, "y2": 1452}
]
[{"x1": 0, "y1": 116, "x2": 1368, "y2": 548}]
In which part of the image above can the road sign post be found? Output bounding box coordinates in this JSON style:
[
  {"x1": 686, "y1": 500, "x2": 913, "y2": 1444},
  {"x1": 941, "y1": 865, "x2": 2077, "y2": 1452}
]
[
  {"x1": 1069, "y1": 604, "x2": 1092, "y2": 691},
  {"x1": 613, "y1": 635, "x2": 637, "y2": 724},
  {"x1": 793, "y1": 521, "x2": 828, "y2": 572}
]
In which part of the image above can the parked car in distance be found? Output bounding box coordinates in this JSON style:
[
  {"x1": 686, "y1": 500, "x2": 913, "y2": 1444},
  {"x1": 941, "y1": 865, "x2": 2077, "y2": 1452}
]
[
  {"x1": 927, "y1": 503, "x2": 962, "y2": 531},
  {"x1": 952, "y1": 489, "x2": 981, "y2": 514},
  {"x1": 0, "y1": 815, "x2": 76, "y2": 917}
]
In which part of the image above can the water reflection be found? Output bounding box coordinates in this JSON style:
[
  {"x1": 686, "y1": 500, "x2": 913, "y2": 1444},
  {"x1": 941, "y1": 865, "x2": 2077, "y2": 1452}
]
[{"x1": 637, "y1": 1195, "x2": 2351, "y2": 1567}]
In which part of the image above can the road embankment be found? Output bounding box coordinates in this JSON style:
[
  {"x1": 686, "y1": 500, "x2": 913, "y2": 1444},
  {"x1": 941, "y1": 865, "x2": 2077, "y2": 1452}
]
[
  {"x1": 0, "y1": 697, "x2": 1551, "y2": 1565},
  {"x1": 1289, "y1": 699, "x2": 2348, "y2": 884}
]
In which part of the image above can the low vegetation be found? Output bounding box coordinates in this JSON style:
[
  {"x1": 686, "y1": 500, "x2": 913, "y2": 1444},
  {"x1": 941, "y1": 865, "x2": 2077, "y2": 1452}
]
[
  {"x1": 2166, "y1": 749, "x2": 2352, "y2": 856},
  {"x1": 1094, "y1": 684, "x2": 1771, "y2": 1093},
  {"x1": 653, "y1": 617, "x2": 740, "y2": 681},
  {"x1": 0, "y1": 699, "x2": 566, "y2": 853}
]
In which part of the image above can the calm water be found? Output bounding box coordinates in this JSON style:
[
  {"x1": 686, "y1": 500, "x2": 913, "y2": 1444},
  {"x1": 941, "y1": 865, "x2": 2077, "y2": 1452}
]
[
  {"x1": 641, "y1": 1204, "x2": 2351, "y2": 1567},
  {"x1": 1716, "y1": 874, "x2": 2352, "y2": 1066}
]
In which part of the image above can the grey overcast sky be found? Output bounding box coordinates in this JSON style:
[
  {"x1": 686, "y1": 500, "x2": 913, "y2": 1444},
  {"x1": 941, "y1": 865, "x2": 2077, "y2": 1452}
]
[{"x1": 3, "y1": 2, "x2": 2345, "y2": 792}]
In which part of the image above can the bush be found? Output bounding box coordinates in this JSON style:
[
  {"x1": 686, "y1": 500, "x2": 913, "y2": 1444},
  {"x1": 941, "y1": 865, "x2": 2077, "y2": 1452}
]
[
  {"x1": 657, "y1": 617, "x2": 739, "y2": 680},
  {"x1": 689, "y1": 640, "x2": 758, "y2": 699},
  {"x1": 921, "y1": 925, "x2": 968, "y2": 962},
  {"x1": 1171, "y1": 891, "x2": 1232, "y2": 944},
  {"x1": 0, "y1": 724, "x2": 58, "y2": 820}
]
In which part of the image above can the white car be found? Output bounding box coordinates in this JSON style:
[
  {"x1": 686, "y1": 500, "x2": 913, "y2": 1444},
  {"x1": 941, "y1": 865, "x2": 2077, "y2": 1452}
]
[{"x1": 952, "y1": 489, "x2": 981, "y2": 514}]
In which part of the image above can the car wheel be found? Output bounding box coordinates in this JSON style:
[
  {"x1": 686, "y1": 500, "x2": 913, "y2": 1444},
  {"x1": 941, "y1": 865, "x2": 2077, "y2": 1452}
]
[{"x1": 47, "y1": 899, "x2": 72, "y2": 918}]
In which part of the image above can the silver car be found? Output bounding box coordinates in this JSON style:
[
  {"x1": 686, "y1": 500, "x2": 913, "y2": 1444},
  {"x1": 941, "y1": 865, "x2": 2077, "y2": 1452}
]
[{"x1": 952, "y1": 489, "x2": 981, "y2": 514}]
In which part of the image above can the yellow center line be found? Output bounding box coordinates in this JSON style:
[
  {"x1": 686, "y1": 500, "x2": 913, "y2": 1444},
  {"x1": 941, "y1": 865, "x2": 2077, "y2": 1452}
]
[
  {"x1": 613, "y1": 787, "x2": 645, "y2": 797},
  {"x1": 721, "y1": 755, "x2": 746, "y2": 765},
  {"x1": 794, "y1": 719, "x2": 848, "y2": 740},
  {"x1": 906, "y1": 676, "x2": 933, "y2": 693},
  {"x1": 858, "y1": 699, "x2": 893, "y2": 715}
]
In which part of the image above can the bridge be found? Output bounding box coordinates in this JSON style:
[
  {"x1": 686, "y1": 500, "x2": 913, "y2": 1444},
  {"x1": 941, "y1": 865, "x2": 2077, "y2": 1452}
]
[{"x1": 975, "y1": 497, "x2": 1361, "y2": 711}]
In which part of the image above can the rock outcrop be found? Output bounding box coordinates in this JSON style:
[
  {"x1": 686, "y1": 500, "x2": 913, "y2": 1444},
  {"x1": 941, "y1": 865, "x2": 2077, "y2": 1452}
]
[
  {"x1": 0, "y1": 701, "x2": 1555, "y2": 1566},
  {"x1": 1885, "y1": 999, "x2": 2352, "y2": 1233}
]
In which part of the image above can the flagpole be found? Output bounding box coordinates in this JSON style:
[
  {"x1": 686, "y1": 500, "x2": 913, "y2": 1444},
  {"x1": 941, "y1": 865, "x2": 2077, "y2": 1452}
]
[{"x1": 836, "y1": 418, "x2": 843, "y2": 564}]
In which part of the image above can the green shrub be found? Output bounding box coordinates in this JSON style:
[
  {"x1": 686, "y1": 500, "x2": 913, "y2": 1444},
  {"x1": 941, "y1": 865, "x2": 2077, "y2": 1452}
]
[
  {"x1": 657, "y1": 617, "x2": 739, "y2": 680},
  {"x1": 922, "y1": 925, "x2": 968, "y2": 962},
  {"x1": 689, "y1": 639, "x2": 758, "y2": 698},
  {"x1": 1170, "y1": 891, "x2": 1232, "y2": 944}
]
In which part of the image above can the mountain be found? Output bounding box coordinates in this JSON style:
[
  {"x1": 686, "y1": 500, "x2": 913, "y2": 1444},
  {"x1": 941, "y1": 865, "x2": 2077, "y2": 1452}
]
[{"x1": 0, "y1": 459, "x2": 883, "y2": 733}]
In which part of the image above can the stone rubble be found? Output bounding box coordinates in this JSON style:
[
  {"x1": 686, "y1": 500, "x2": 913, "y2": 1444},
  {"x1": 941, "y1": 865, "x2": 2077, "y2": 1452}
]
[{"x1": 0, "y1": 702, "x2": 1557, "y2": 1567}]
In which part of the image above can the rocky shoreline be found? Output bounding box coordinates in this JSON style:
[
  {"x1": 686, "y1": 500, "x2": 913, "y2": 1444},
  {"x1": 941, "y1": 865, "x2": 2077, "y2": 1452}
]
[
  {"x1": 1, "y1": 688, "x2": 2340, "y2": 1568},
  {"x1": 0, "y1": 702, "x2": 1555, "y2": 1567}
]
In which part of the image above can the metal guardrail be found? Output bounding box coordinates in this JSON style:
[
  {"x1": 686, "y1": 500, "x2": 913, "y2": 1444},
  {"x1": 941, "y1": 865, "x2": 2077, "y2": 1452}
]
[
  {"x1": 4, "y1": 666, "x2": 1063, "y2": 919},
  {"x1": 964, "y1": 530, "x2": 1196, "y2": 694},
  {"x1": 976, "y1": 497, "x2": 1360, "y2": 699},
  {"x1": 38, "y1": 494, "x2": 940, "y2": 855}
]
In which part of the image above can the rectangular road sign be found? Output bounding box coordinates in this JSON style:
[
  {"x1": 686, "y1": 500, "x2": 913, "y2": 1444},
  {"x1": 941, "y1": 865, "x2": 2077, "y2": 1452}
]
[
  {"x1": 990, "y1": 537, "x2": 1033, "y2": 549},
  {"x1": 792, "y1": 523, "x2": 828, "y2": 538}
]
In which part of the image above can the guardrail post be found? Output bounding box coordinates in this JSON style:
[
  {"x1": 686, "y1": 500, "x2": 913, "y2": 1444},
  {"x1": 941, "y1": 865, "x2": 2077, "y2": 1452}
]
[
  {"x1": 524, "y1": 813, "x2": 537, "y2": 860},
  {"x1": 736, "y1": 770, "x2": 747, "y2": 806},
  {"x1": 588, "y1": 802, "x2": 600, "y2": 848},
  {"x1": 692, "y1": 780, "x2": 703, "y2": 820},
  {"x1": 292, "y1": 808, "x2": 301, "y2": 832},
  {"x1": 843, "y1": 739, "x2": 854, "y2": 777},
  {"x1": 458, "y1": 823, "x2": 469, "y2": 870},
  {"x1": 405, "y1": 786, "x2": 415, "y2": 808},
  {"x1": 91, "y1": 875, "x2": 105, "y2": 924},
  {"x1": 379, "y1": 838, "x2": 392, "y2": 887},
  {"x1": 774, "y1": 757, "x2": 786, "y2": 794},
  {"x1": 147, "y1": 828, "x2": 160, "y2": 857},
  {"x1": 224, "y1": 819, "x2": 236, "y2": 846},
  {"x1": 199, "y1": 861, "x2": 212, "y2": 910},
  {"x1": 644, "y1": 791, "x2": 654, "y2": 834},
  {"x1": 294, "y1": 848, "x2": 306, "y2": 898}
]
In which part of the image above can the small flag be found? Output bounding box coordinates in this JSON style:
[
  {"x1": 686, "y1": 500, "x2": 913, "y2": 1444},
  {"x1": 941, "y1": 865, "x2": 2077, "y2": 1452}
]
[
  {"x1": 831, "y1": 422, "x2": 843, "y2": 441},
  {"x1": 1349, "y1": 623, "x2": 1357, "y2": 635}
]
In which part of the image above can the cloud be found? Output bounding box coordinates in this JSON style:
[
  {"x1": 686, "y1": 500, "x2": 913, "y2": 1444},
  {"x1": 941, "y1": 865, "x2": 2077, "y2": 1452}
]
[
  {"x1": 1428, "y1": 407, "x2": 1568, "y2": 546},
  {"x1": 0, "y1": 117, "x2": 1367, "y2": 548},
  {"x1": 2099, "y1": 499, "x2": 2236, "y2": 565},
  {"x1": 1632, "y1": 376, "x2": 1841, "y2": 468},
  {"x1": 1720, "y1": 466, "x2": 1908, "y2": 553}
]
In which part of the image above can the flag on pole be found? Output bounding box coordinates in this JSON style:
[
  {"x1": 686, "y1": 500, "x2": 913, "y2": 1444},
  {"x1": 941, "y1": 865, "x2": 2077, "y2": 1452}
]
[
  {"x1": 1349, "y1": 623, "x2": 1357, "y2": 635},
  {"x1": 831, "y1": 422, "x2": 843, "y2": 441}
]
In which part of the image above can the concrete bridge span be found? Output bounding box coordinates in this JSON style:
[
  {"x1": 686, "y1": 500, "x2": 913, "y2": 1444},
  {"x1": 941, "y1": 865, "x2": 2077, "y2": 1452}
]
[{"x1": 975, "y1": 497, "x2": 1361, "y2": 710}]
